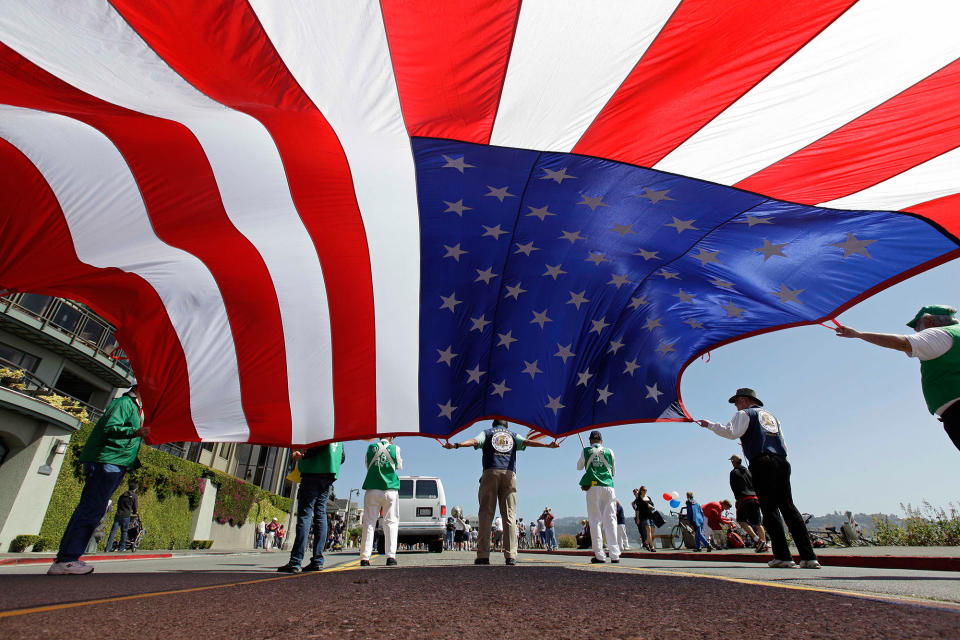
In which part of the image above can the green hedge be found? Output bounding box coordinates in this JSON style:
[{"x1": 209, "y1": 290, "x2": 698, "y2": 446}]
[
  {"x1": 190, "y1": 540, "x2": 213, "y2": 549},
  {"x1": 38, "y1": 422, "x2": 290, "y2": 550}
]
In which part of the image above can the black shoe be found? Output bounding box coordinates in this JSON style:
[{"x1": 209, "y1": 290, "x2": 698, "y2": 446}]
[
  {"x1": 359, "y1": 560, "x2": 370, "y2": 567},
  {"x1": 385, "y1": 558, "x2": 398, "y2": 566},
  {"x1": 611, "y1": 559, "x2": 620, "y2": 564},
  {"x1": 505, "y1": 558, "x2": 516, "y2": 566},
  {"x1": 474, "y1": 558, "x2": 490, "y2": 565},
  {"x1": 302, "y1": 563, "x2": 323, "y2": 572},
  {"x1": 590, "y1": 557, "x2": 606, "y2": 564},
  {"x1": 276, "y1": 564, "x2": 301, "y2": 573},
  {"x1": 706, "y1": 545, "x2": 713, "y2": 552}
]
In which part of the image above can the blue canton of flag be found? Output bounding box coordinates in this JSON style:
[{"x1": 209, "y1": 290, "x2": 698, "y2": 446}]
[{"x1": 413, "y1": 138, "x2": 958, "y2": 437}]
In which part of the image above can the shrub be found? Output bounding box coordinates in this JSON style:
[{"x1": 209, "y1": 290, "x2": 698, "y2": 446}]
[
  {"x1": 0, "y1": 365, "x2": 26, "y2": 390},
  {"x1": 36, "y1": 392, "x2": 89, "y2": 422},
  {"x1": 558, "y1": 534, "x2": 576, "y2": 549},
  {"x1": 10, "y1": 535, "x2": 40, "y2": 553},
  {"x1": 872, "y1": 502, "x2": 960, "y2": 546},
  {"x1": 347, "y1": 527, "x2": 361, "y2": 545},
  {"x1": 267, "y1": 493, "x2": 292, "y2": 513},
  {"x1": 32, "y1": 537, "x2": 54, "y2": 552},
  {"x1": 189, "y1": 540, "x2": 214, "y2": 550},
  {"x1": 210, "y1": 473, "x2": 262, "y2": 526}
]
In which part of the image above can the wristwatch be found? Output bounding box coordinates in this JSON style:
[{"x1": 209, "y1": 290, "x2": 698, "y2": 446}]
[{"x1": 454, "y1": 443, "x2": 460, "y2": 449}]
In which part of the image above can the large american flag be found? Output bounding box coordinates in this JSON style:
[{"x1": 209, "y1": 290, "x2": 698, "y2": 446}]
[{"x1": 0, "y1": 1, "x2": 958, "y2": 446}]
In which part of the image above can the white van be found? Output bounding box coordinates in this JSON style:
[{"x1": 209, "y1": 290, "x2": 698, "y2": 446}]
[{"x1": 376, "y1": 475, "x2": 447, "y2": 553}]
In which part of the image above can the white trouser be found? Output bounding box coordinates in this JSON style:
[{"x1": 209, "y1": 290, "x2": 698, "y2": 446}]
[
  {"x1": 617, "y1": 523, "x2": 631, "y2": 549},
  {"x1": 360, "y1": 489, "x2": 399, "y2": 560},
  {"x1": 586, "y1": 486, "x2": 620, "y2": 560}
]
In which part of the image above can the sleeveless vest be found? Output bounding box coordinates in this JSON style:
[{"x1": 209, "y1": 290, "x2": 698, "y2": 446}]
[
  {"x1": 363, "y1": 441, "x2": 399, "y2": 490},
  {"x1": 918, "y1": 324, "x2": 960, "y2": 414},
  {"x1": 481, "y1": 427, "x2": 518, "y2": 472},
  {"x1": 740, "y1": 406, "x2": 787, "y2": 462},
  {"x1": 579, "y1": 445, "x2": 614, "y2": 488},
  {"x1": 298, "y1": 442, "x2": 342, "y2": 477}
]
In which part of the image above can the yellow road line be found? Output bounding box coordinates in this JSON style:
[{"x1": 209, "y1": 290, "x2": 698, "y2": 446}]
[
  {"x1": 0, "y1": 556, "x2": 371, "y2": 620},
  {"x1": 570, "y1": 561, "x2": 960, "y2": 610}
]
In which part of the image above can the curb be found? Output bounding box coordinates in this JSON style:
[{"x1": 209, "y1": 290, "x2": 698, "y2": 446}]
[
  {"x1": 519, "y1": 549, "x2": 960, "y2": 572},
  {"x1": 0, "y1": 553, "x2": 173, "y2": 566}
]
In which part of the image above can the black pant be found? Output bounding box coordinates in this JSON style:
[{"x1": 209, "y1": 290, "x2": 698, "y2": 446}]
[
  {"x1": 939, "y1": 402, "x2": 960, "y2": 452},
  {"x1": 749, "y1": 454, "x2": 816, "y2": 562}
]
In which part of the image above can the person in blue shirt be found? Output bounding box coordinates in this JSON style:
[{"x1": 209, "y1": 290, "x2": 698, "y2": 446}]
[{"x1": 684, "y1": 492, "x2": 711, "y2": 552}]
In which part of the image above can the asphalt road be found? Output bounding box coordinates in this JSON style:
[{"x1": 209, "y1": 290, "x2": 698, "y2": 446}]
[{"x1": 1, "y1": 550, "x2": 958, "y2": 639}]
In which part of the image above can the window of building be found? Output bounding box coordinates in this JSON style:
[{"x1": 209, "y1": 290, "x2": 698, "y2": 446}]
[
  {"x1": 415, "y1": 479, "x2": 438, "y2": 499},
  {"x1": 218, "y1": 443, "x2": 233, "y2": 459},
  {"x1": 0, "y1": 341, "x2": 40, "y2": 373},
  {"x1": 15, "y1": 293, "x2": 51, "y2": 317},
  {"x1": 50, "y1": 302, "x2": 82, "y2": 333},
  {"x1": 398, "y1": 479, "x2": 414, "y2": 499},
  {"x1": 53, "y1": 369, "x2": 98, "y2": 405}
]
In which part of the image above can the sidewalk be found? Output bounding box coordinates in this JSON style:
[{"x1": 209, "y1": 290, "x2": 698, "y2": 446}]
[
  {"x1": 521, "y1": 545, "x2": 960, "y2": 572},
  {"x1": 0, "y1": 548, "x2": 268, "y2": 566}
]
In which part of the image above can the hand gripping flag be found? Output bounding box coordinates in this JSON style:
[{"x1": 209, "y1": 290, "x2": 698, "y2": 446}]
[{"x1": 0, "y1": 1, "x2": 958, "y2": 446}]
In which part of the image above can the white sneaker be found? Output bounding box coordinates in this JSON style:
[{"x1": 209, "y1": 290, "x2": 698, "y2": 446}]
[
  {"x1": 799, "y1": 560, "x2": 822, "y2": 569},
  {"x1": 47, "y1": 560, "x2": 94, "y2": 575},
  {"x1": 767, "y1": 559, "x2": 797, "y2": 569}
]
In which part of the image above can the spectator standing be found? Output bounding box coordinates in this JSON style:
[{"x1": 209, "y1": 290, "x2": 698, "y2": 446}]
[
  {"x1": 266, "y1": 517, "x2": 279, "y2": 550},
  {"x1": 615, "y1": 500, "x2": 631, "y2": 550},
  {"x1": 256, "y1": 518, "x2": 267, "y2": 549},
  {"x1": 106, "y1": 480, "x2": 139, "y2": 552},
  {"x1": 729, "y1": 454, "x2": 768, "y2": 552},
  {"x1": 442, "y1": 419, "x2": 558, "y2": 565},
  {"x1": 359, "y1": 437, "x2": 402, "y2": 567},
  {"x1": 541, "y1": 508, "x2": 558, "y2": 551},
  {"x1": 537, "y1": 514, "x2": 547, "y2": 548},
  {"x1": 631, "y1": 487, "x2": 656, "y2": 552},
  {"x1": 577, "y1": 430, "x2": 620, "y2": 563},
  {"x1": 49, "y1": 386, "x2": 148, "y2": 575},
  {"x1": 835, "y1": 305, "x2": 960, "y2": 452},
  {"x1": 697, "y1": 387, "x2": 820, "y2": 569},
  {"x1": 277, "y1": 441, "x2": 344, "y2": 573},
  {"x1": 446, "y1": 515, "x2": 456, "y2": 551},
  {"x1": 529, "y1": 520, "x2": 538, "y2": 549},
  {"x1": 685, "y1": 492, "x2": 711, "y2": 552},
  {"x1": 493, "y1": 515, "x2": 504, "y2": 550}
]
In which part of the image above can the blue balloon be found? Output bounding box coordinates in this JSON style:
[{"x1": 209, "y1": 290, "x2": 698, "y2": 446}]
[{"x1": 669, "y1": 499, "x2": 681, "y2": 509}]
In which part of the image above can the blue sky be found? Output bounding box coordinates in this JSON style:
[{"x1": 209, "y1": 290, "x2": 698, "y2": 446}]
[{"x1": 332, "y1": 259, "x2": 960, "y2": 521}]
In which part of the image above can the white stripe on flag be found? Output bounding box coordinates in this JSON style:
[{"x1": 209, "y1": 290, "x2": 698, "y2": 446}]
[
  {"x1": 654, "y1": 0, "x2": 960, "y2": 186},
  {"x1": 251, "y1": 0, "x2": 422, "y2": 435},
  {"x1": 0, "y1": 106, "x2": 247, "y2": 440},
  {"x1": 489, "y1": 0, "x2": 680, "y2": 152},
  {"x1": 0, "y1": 0, "x2": 336, "y2": 439},
  {"x1": 820, "y1": 146, "x2": 960, "y2": 211}
]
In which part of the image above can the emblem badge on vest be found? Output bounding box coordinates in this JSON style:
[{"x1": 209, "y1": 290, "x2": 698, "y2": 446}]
[
  {"x1": 491, "y1": 431, "x2": 514, "y2": 454},
  {"x1": 757, "y1": 410, "x2": 780, "y2": 434}
]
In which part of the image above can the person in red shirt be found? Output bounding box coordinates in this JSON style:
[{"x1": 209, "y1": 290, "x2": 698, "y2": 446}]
[{"x1": 702, "y1": 500, "x2": 734, "y2": 547}]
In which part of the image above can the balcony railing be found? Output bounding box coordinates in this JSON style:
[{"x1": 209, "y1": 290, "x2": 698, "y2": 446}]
[
  {"x1": 0, "y1": 293, "x2": 132, "y2": 374},
  {"x1": 0, "y1": 355, "x2": 104, "y2": 423}
]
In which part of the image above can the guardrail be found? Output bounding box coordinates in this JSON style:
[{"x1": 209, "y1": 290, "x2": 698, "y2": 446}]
[
  {"x1": 0, "y1": 293, "x2": 132, "y2": 374},
  {"x1": 0, "y1": 355, "x2": 104, "y2": 422}
]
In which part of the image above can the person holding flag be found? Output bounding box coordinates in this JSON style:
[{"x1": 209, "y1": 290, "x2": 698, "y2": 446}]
[
  {"x1": 442, "y1": 419, "x2": 559, "y2": 565},
  {"x1": 577, "y1": 430, "x2": 620, "y2": 564},
  {"x1": 359, "y1": 436, "x2": 402, "y2": 567},
  {"x1": 277, "y1": 440, "x2": 345, "y2": 573}
]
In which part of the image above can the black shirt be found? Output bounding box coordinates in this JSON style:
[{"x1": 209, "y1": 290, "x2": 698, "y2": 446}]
[
  {"x1": 116, "y1": 490, "x2": 138, "y2": 518},
  {"x1": 631, "y1": 495, "x2": 654, "y2": 518},
  {"x1": 729, "y1": 466, "x2": 757, "y2": 500}
]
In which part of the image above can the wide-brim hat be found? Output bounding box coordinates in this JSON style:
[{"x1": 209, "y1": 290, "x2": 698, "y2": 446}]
[
  {"x1": 906, "y1": 304, "x2": 956, "y2": 329},
  {"x1": 728, "y1": 387, "x2": 763, "y2": 407}
]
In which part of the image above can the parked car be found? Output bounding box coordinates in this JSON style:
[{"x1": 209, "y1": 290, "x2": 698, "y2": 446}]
[{"x1": 376, "y1": 475, "x2": 447, "y2": 553}]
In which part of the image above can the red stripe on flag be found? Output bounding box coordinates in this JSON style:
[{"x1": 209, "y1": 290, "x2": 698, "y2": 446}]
[
  {"x1": 380, "y1": 0, "x2": 521, "y2": 144},
  {"x1": 112, "y1": 0, "x2": 378, "y2": 438},
  {"x1": 737, "y1": 59, "x2": 960, "y2": 204},
  {"x1": 0, "y1": 43, "x2": 293, "y2": 444},
  {"x1": 0, "y1": 138, "x2": 198, "y2": 442},
  {"x1": 905, "y1": 193, "x2": 960, "y2": 239},
  {"x1": 573, "y1": 0, "x2": 856, "y2": 167}
]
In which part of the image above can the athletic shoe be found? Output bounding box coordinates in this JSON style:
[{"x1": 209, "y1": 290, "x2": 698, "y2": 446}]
[
  {"x1": 359, "y1": 560, "x2": 370, "y2": 567},
  {"x1": 767, "y1": 559, "x2": 797, "y2": 568},
  {"x1": 385, "y1": 557, "x2": 398, "y2": 566},
  {"x1": 276, "y1": 564, "x2": 301, "y2": 573},
  {"x1": 47, "y1": 561, "x2": 94, "y2": 575},
  {"x1": 505, "y1": 558, "x2": 516, "y2": 566},
  {"x1": 590, "y1": 557, "x2": 606, "y2": 564},
  {"x1": 799, "y1": 560, "x2": 822, "y2": 569},
  {"x1": 474, "y1": 558, "x2": 490, "y2": 565},
  {"x1": 755, "y1": 541, "x2": 769, "y2": 553},
  {"x1": 302, "y1": 563, "x2": 323, "y2": 572}
]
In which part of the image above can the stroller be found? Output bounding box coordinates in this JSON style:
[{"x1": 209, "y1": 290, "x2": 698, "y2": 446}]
[{"x1": 110, "y1": 515, "x2": 145, "y2": 551}]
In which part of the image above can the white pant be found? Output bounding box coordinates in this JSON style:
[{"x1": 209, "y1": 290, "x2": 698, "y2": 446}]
[
  {"x1": 360, "y1": 489, "x2": 399, "y2": 560},
  {"x1": 617, "y1": 523, "x2": 631, "y2": 549},
  {"x1": 586, "y1": 486, "x2": 620, "y2": 561}
]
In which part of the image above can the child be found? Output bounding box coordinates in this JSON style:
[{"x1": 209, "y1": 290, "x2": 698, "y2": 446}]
[{"x1": 685, "y1": 491, "x2": 712, "y2": 552}]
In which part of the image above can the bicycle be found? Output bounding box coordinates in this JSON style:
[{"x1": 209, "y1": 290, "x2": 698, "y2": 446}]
[
  {"x1": 802, "y1": 513, "x2": 847, "y2": 547},
  {"x1": 669, "y1": 508, "x2": 695, "y2": 550}
]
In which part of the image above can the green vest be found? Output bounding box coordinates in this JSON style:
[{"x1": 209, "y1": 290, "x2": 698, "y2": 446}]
[
  {"x1": 79, "y1": 394, "x2": 143, "y2": 468},
  {"x1": 298, "y1": 442, "x2": 343, "y2": 477},
  {"x1": 579, "y1": 445, "x2": 614, "y2": 488},
  {"x1": 362, "y1": 440, "x2": 399, "y2": 490},
  {"x1": 919, "y1": 324, "x2": 960, "y2": 414}
]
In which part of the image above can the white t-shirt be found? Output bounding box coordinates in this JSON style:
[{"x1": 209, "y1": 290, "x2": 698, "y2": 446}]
[
  {"x1": 904, "y1": 327, "x2": 959, "y2": 415},
  {"x1": 493, "y1": 517, "x2": 503, "y2": 532}
]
